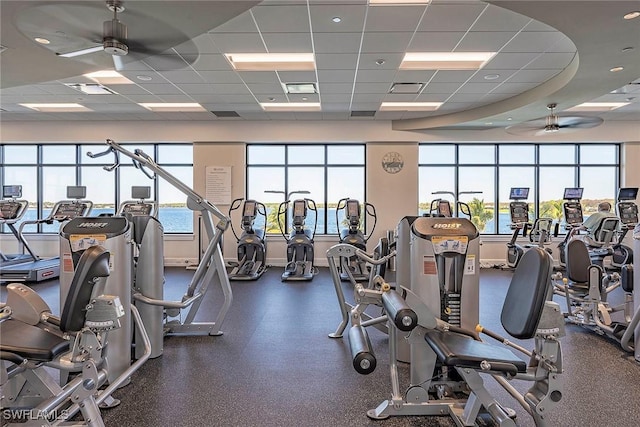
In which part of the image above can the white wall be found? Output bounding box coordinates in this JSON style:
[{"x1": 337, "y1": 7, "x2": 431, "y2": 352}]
[{"x1": 1, "y1": 120, "x2": 638, "y2": 267}]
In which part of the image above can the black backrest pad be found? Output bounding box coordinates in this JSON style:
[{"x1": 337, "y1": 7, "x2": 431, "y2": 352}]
[
  {"x1": 566, "y1": 239, "x2": 591, "y2": 283},
  {"x1": 60, "y1": 245, "x2": 111, "y2": 333},
  {"x1": 500, "y1": 247, "x2": 551, "y2": 339}
]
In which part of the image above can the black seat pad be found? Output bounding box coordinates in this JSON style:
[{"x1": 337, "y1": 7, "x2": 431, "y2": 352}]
[
  {"x1": 0, "y1": 319, "x2": 69, "y2": 362},
  {"x1": 425, "y1": 330, "x2": 527, "y2": 374}
]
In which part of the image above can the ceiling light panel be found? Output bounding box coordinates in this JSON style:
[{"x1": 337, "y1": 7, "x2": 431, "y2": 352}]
[
  {"x1": 389, "y1": 83, "x2": 424, "y2": 94},
  {"x1": 260, "y1": 102, "x2": 321, "y2": 112},
  {"x1": 83, "y1": 70, "x2": 134, "y2": 85},
  {"x1": 138, "y1": 103, "x2": 206, "y2": 112},
  {"x1": 566, "y1": 102, "x2": 631, "y2": 112},
  {"x1": 400, "y1": 52, "x2": 497, "y2": 70},
  {"x1": 369, "y1": 0, "x2": 431, "y2": 5},
  {"x1": 224, "y1": 53, "x2": 316, "y2": 71},
  {"x1": 19, "y1": 103, "x2": 91, "y2": 112},
  {"x1": 380, "y1": 102, "x2": 442, "y2": 111}
]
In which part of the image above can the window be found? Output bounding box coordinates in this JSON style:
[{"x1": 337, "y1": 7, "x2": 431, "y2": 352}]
[
  {"x1": 419, "y1": 143, "x2": 620, "y2": 234},
  {"x1": 246, "y1": 144, "x2": 366, "y2": 235},
  {"x1": 1, "y1": 143, "x2": 194, "y2": 233}
]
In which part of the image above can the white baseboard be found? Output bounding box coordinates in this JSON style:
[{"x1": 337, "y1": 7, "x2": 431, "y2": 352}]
[{"x1": 164, "y1": 257, "x2": 198, "y2": 267}]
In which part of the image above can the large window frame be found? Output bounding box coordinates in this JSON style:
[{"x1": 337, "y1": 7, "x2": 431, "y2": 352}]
[
  {"x1": 246, "y1": 144, "x2": 367, "y2": 235},
  {"x1": 0, "y1": 143, "x2": 194, "y2": 234},
  {"x1": 419, "y1": 143, "x2": 620, "y2": 234}
]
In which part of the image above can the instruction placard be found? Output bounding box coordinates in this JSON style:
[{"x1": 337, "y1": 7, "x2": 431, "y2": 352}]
[
  {"x1": 69, "y1": 234, "x2": 106, "y2": 252},
  {"x1": 465, "y1": 254, "x2": 476, "y2": 275},
  {"x1": 205, "y1": 166, "x2": 232, "y2": 205},
  {"x1": 431, "y1": 236, "x2": 468, "y2": 255}
]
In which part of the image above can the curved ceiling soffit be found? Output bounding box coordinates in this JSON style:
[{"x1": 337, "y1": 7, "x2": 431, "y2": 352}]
[{"x1": 392, "y1": 0, "x2": 640, "y2": 132}]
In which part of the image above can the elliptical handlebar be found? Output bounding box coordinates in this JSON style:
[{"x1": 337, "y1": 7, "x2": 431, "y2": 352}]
[{"x1": 86, "y1": 146, "x2": 119, "y2": 172}]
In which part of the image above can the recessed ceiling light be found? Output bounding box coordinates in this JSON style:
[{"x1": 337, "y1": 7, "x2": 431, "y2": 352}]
[
  {"x1": 507, "y1": 117, "x2": 513, "y2": 121},
  {"x1": 626, "y1": 97, "x2": 636, "y2": 101},
  {"x1": 400, "y1": 52, "x2": 496, "y2": 70},
  {"x1": 84, "y1": 70, "x2": 134, "y2": 85},
  {"x1": 34, "y1": 37, "x2": 50, "y2": 45},
  {"x1": 375, "y1": 59, "x2": 386, "y2": 66},
  {"x1": 623, "y1": 11, "x2": 640, "y2": 20},
  {"x1": 19, "y1": 103, "x2": 91, "y2": 112},
  {"x1": 260, "y1": 102, "x2": 321, "y2": 112},
  {"x1": 332, "y1": 16, "x2": 342, "y2": 23},
  {"x1": 138, "y1": 103, "x2": 206, "y2": 112},
  {"x1": 136, "y1": 75, "x2": 152, "y2": 81},
  {"x1": 224, "y1": 53, "x2": 315, "y2": 71},
  {"x1": 610, "y1": 66, "x2": 624, "y2": 72},
  {"x1": 65, "y1": 83, "x2": 118, "y2": 95},
  {"x1": 379, "y1": 102, "x2": 441, "y2": 111},
  {"x1": 621, "y1": 47, "x2": 634, "y2": 53},
  {"x1": 566, "y1": 102, "x2": 630, "y2": 112},
  {"x1": 484, "y1": 74, "x2": 500, "y2": 80}
]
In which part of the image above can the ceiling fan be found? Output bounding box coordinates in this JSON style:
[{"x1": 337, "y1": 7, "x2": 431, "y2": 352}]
[
  {"x1": 18, "y1": 0, "x2": 198, "y2": 71},
  {"x1": 505, "y1": 103, "x2": 604, "y2": 136}
]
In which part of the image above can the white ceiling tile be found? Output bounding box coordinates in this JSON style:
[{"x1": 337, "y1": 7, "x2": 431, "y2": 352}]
[
  {"x1": 502, "y1": 32, "x2": 574, "y2": 53},
  {"x1": 174, "y1": 34, "x2": 220, "y2": 55},
  {"x1": 309, "y1": 4, "x2": 367, "y2": 33},
  {"x1": 314, "y1": 33, "x2": 362, "y2": 54},
  {"x1": 468, "y1": 70, "x2": 517, "y2": 83},
  {"x1": 321, "y1": 94, "x2": 352, "y2": 103},
  {"x1": 407, "y1": 32, "x2": 466, "y2": 52},
  {"x1": 198, "y1": 71, "x2": 245, "y2": 84},
  {"x1": 263, "y1": 32, "x2": 313, "y2": 52},
  {"x1": 361, "y1": 32, "x2": 413, "y2": 53},
  {"x1": 527, "y1": 52, "x2": 576, "y2": 69},
  {"x1": 316, "y1": 53, "x2": 359, "y2": 70},
  {"x1": 422, "y1": 82, "x2": 465, "y2": 94},
  {"x1": 523, "y1": 20, "x2": 558, "y2": 32},
  {"x1": 320, "y1": 83, "x2": 355, "y2": 94},
  {"x1": 277, "y1": 71, "x2": 317, "y2": 82},
  {"x1": 158, "y1": 71, "x2": 206, "y2": 84},
  {"x1": 457, "y1": 82, "x2": 504, "y2": 94},
  {"x1": 135, "y1": 84, "x2": 184, "y2": 95},
  {"x1": 414, "y1": 93, "x2": 448, "y2": 102},
  {"x1": 321, "y1": 102, "x2": 351, "y2": 112},
  {"x1": 178, "y1": 83, "x2": 250, "y2": 95},
  {"x1": 483, "y1": 52, "x2": 540, "y2": 70},
  {"x1": 430, "y1": 70, "x2": 476, "y2": 83},
  {"x1": 394, "y1": 70, "x2": 436, "y2": 82},
  {"x1": 418, "y1": 3, "x2": 487, "y2": 32},
  {"x1": 317, "y1": 69, "x2": 356, "y2": 83},
  {"x1": 471, "y1": 4, "x2": 532, "y2": 32},
  {"x1": 456, "y1": 31, "x2": 518, "y2": 52},
  {"x1": 352, "y1": 93, "x2": 385, "y2": 103},
  {"x1": 251, "y1": 4, "x2": 311, "y2": 33},
  {"x1": 365, "y1": 5, "x2": 425, "y2": 32},
  {"x1": 354, "y1": 82, "x2": 391, "y2": 94},
  {"x1": 288, "y1": 94, "x2": 320, "y2": 102},
  {"x1": 322, "y1": 112, "x2": 350, "y2": 120},
  {"x1": 235, "y1": 72, "x2": 281, "y2": 84},
  {"x1": 209, "y1": 33, "x2": 267, "y2": 53},
  {"x1": 202, "y1": 94, "x2": 258, "y2": 103},
  {"x1": 245, "y1": 83, "x2": 283, "y2": 94},
  {"x1": 507, "y1": 69, "x2": 561, "y2": 83},
  {"x1": 357, "y1": 53, "x2": 403, "y2": 70},
  {"x1": 193, "y1": 54, "x2": 234, "y2": 71},
  {"x1": 209, "y1": 10, "x2": 258, "y2": 33},
  {"x1": 490, "y1": 82, "x2": 539, "y2": 94}
]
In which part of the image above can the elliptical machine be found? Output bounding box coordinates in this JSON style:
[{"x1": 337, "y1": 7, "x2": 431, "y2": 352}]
[
  {"x1": 505, "y1": 187, "x2": 530, "y2": 269},
  {"x1": 335, "y1": 198, "x2": 377, "y2": 281},
  {"x1": 557, "y1": 187, "x2": 585, "y2": 268},
  {"x1": 611, "y1": 187, "x2": 638, "y2": 269},
  {"x1": 277, "y1": 198, "x2": 317, "y2": 281},
  {"x1": 228, "y1": 198, "x2": 268, "y2": 281}
]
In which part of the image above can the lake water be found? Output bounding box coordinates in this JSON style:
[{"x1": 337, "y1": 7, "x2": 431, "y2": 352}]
[{"x1": 13, "y1": 208, "x2": 523, "y2": 235}]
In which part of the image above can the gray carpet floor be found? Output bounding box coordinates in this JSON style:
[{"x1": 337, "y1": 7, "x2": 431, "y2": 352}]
[{"x1": 3, "y1": 266, "x2": 640, "y2": 426}]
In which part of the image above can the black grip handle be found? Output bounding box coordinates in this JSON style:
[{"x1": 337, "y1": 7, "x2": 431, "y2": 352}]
[
  {"x1": 348, "y1": 325, "x2": 376, "y2": 375},
  {"x1": 382, "y1": 290, "x2": 418, "y2": 332}
]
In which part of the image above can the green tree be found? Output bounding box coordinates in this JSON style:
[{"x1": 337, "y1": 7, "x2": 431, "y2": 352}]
[
  {"x1": 539, "y1": 199, "x2": 563, "y2": 220},
  {"x1": 466, "y1": 198, "x2": 494, "y2": 232}
]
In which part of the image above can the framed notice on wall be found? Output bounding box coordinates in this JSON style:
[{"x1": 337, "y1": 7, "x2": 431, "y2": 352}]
[{"x1": 205, "y1": 166, "x2": 232, "y2": 205}]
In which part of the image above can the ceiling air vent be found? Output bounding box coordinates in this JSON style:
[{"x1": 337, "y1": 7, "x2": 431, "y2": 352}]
[
  {"x1": 389, "y1": 82, "x2": 424, "y2": 94},
  {"x1": 350, "y1": 110, "x2": 376, "y2": 117},
  {"x1": 211, "y1": 110, "x2": 241, "y2": 118}
]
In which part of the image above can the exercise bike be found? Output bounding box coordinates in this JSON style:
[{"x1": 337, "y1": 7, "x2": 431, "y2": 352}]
[
  {"x1": 610, "y1": 187, "x2": 638, "y2": 269},
  {"x1": 276, "y1": 198, "x2": 318, "y2": 281},
  {"x1": 228, "y1": 198, "x2": 268, "y2": 281},
  {"x1": 335, "y1": 198, "x2": 377, "y2": 281},
  {"x1": 505, "y1": 187, "x2": 531, "y2": 269}
]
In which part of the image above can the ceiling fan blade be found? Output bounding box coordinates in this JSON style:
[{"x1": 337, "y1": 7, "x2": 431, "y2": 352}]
[
  {"x1": 557, "y1": 115, "x2": 604, "y2": 128},
  {"x1": 57, "y1": 45, "x2": 104, "y2": 58},
  {"x1": 112, "y1": 55, "x2": 125, "y2": 71}
]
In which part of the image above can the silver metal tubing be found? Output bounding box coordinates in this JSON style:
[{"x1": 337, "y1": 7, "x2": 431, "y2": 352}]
[
  {"x1": 360, "y1": 315, "x2": 388, "y2": 328},
  {"x1": 133, "y1": 291, "x2": 203, "y2": 309},
  {"x1": 620, "y1": 309, "x2": 640, "y2": 352},
  {"x1": 492, "y1": 375, "x2": 533, "y2": 416}
]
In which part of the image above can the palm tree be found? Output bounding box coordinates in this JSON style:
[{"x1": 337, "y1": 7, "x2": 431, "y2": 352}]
[
  {"x1": 539, "y1": 199, "x2": 564, "y2": 220},
  {"x1": 466, "y1": 198, "x2": 494, "y2": 232}
]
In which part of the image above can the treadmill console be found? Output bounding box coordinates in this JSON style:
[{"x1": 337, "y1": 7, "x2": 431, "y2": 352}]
[
  {"x1": 52, "y1": 202, "x2": 90, "y2": 220},
  {"x1": 121, "y1": 202, "x2": 153, "y2": 216},
  {"x1": 2, "y1": 185, "x2": 22, "y2": 199},
  {"x1": 563, "y1": 202, "x2": 584, "y2": 226},
  {"x1": 618, "y1": 202, "x2": 638, "y2": 225},
  {"x1": 509, "y1": 201, "x2": 529, "y2": 225},
  {"x1": 0, "y1": 201, "x2": 24, "y2": 220}
]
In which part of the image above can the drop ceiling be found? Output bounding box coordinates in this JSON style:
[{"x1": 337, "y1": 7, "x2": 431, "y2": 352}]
[{"x1": 0, "y1": 0, "x2": 639, "y2": 131}]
